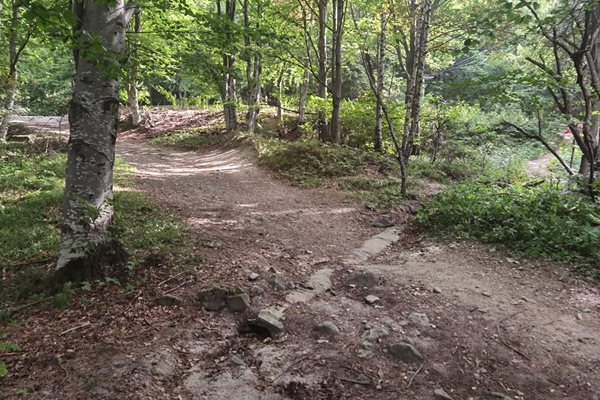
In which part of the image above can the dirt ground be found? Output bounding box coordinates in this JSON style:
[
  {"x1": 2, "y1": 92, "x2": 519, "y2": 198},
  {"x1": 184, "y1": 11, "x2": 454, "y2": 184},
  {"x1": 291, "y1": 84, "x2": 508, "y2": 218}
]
[{"x1": 1, "y1": 112, "x2": 599, "y2": 400}]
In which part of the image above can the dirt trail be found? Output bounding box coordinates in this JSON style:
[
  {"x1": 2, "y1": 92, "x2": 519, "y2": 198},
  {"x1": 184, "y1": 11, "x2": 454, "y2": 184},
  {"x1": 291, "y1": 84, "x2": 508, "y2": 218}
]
[
  {"x1": 112, "y1": 141, "x2": 599, "y2": 400},
  {"x1": 3, "y1": 135, "x2": 599, "y2": 400},
  {"x1": 525, "y1": 152, "x2": 554, "y2": 178}
]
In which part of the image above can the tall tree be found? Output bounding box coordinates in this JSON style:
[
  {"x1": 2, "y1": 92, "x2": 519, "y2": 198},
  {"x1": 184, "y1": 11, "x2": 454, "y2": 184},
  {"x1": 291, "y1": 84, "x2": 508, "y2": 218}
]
[
  {"x1": 218, "y1": 0, "x2": 238, "y2": 132},
  {"x1": 55, "y1": 0, "x2": 136, "y2": 282},
  {"x1": 0, "y1": 1, "x2": 33, "y2": 140},
  {"x1": 329, "y1": 0, "x2": 345, "y2": 144},
  {"x1": 126, "y1": 9, "x2": 143, "y2": 127},
  {"x1": 243, "y1": 0, "x2": 263, "y2": 131}
]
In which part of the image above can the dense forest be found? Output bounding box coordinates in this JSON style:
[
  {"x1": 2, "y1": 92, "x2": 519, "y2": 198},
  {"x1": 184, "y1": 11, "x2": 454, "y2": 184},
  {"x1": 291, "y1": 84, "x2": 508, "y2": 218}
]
[{"x1": 0, "y1": 0, "x2": 599, "y2": 399}]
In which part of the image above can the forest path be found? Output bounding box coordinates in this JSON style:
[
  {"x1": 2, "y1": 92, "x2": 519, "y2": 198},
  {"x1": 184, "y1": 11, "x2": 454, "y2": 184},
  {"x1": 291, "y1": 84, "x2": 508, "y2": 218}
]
[
  {"x1": 117, "y1": 140, "x2": 381, "y2": 265},
  {"x1": 525, "y1": 152, "x2": 554, "y2": 177},
  {"x1": 110, "y1": 140, "x2": 600, "y2": 400},
  {"x1": 4, "y1": 129, "x2": 599, "y2": 400}
]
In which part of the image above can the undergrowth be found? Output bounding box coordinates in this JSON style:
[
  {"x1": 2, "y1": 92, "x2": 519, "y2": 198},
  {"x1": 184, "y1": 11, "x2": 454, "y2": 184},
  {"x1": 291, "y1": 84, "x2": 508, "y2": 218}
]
[
  {"x1": 418, "y1": 183, "x2": 600, "y2": 277},
  {"x1": 0, "y1": 141, "x2": 186, "y2": 303},
  {"x1": 150, "y1": 128, "x2": 248, "y2": 149},
  {"x1": 255, "y1": 138, "x2": 385, "y2": 187}
]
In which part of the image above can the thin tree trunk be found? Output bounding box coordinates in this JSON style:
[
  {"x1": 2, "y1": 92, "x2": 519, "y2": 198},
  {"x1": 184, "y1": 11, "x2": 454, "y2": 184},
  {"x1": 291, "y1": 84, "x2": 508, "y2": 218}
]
[
  {"x1": 56, "y1": 0, "x2": 135, "y2": 283},
  {"x1": 402, "y1": 0, "x2": 432, "y2": 162},
  {"x1": 244, "y1": 0, "x2": 262, "y2": 131},
  {"x1": 0, "y1": 2, "x2": 20, "y2": 140},
  {"x1": 317, "y1": 0, "x2": 329, "y2": 141},
  {"x1": 222, "y1": 0, "x2": 238, "y2": 132},
  {"x1": 298, "y1": 64, "x2": 310, "y2": 125},
  {"x1": 127, "y1": 10, "x2": 142, "y2": 127},
  {"x1": 374, "y1": 12, "x2": 386, "y2": 153},
  {"x1": 330, "y1": 0, "x2": 344, "y2": 144},
  {"x1": 276, "y1": 64, "x2": 285, "y2": 123}
]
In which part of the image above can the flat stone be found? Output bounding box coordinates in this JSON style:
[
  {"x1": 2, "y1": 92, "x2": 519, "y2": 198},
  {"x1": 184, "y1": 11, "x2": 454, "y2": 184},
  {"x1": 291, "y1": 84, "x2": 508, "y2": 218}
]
[
  {"x1": 198, "y1": 286, "x2": 229, "y2": 311},
  {"x1": 389, "y1": 342, "x2": 424, "y2": 363},
  {"x1": 268, "y1": 274, "x2": 288, "y2": 291},
  {"x1": 365, "y1": 295, "x2": 380, "y2": 305},
  {"x1": 227, "y1": 355, "x2": 246, "y2": 369},
  {"x1": 408, "y1": 312, "x2": 431, "y2": 328},
  {"x1": 358, "y1": 341, "x2": 375, "y2": 359},
  {"x1": 249, "y1": 272, "x2": 259, "y2": 281},
  {"x1": 315, "y1": 321, "x2": 340, "y2": 336},
  {"x1": 432, "y1": 287, "x2": 442, "y2": 294},
  {"x1": 227, "y1": 293, "x2": 250, "y2": 312},
  {"x1": 157, "y1": 294, "x2": 183, "y2": 307},
  {"x1": 490, "y1": 392, "x2": 512, "y2": 400},
  {"x1": 362, "y1": 326, "x2": 389, "y2": 342},
  {"x1": 371, "y1": 217, "x2": 394, "y2": 228},
  {"x1": 433, "y1": 388, "x2": 453, "y2": 400},
  {"x1": 250, "y1": 285, "x2": 264, "y2": 297},
  {"x1": 347, "y1": 270, "x2": 380, "y2": 288},
  {"x1": 151, "y1": 358, "x2": 177, "y2": 379},
  {"x1": 256, "y1": 309, "x2": 284, "y2": 336}
]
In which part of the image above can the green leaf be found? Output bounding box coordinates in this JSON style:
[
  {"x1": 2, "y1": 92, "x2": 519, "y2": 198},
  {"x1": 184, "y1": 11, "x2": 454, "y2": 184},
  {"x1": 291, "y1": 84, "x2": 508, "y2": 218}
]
[{"x1": 0, "y1": 361, "x2": 8, "y2": 378}]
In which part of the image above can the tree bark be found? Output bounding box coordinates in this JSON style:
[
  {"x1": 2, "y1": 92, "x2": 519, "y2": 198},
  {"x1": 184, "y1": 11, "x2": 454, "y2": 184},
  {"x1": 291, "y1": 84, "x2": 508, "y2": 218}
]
[
  {"x1": 244, "y1": 0, "x2": 262, "y2": 131},
  {"x1": 127, "y1": 10, "x2": 142, "y2": 127},
  {"x1": 276, "y1": 64, "x2": 285, "y2": 123},
  {"x1": 0, "y1": 2, "x2": 20, "y2": 140},
  {"x1": 374, "y1": 12, "x2": 387, "y2": 153},
  {"x1": 220, "y1": 0, "x2": 238, "y2": 132},
  {"x1": 402, "y1": 0, "x2": 432, "y2": 164},
  {"x1": 298, "y1": 64, "x2": 310, "y2": 125},
  {"x1": 55, "y1": 0, "x2": 135, "y2": 283},
  {"x1": 330, "y1": 0, "x2": 344, "y2": 144},
  {"x1": 317, "y1": 0, "x2": 329, "y2": 141}
]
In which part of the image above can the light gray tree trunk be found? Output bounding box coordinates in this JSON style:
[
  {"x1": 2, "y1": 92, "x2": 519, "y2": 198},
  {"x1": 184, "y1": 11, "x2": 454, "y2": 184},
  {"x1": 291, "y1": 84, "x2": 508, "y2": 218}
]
[
  {"x1": 330, "y1": 0, "x2": 344, "y2": 144},
  {"x1": 276, "y1": 64, "x2": 285, "y2": 123},
  {"x1": 56, "y1": 0, "x2": 135, "y2": 283},
  {"x1": 400, "y1": 0, "x2": 433, "y2": 194},
  {"x1": 298, "y1": 64, "x2": 310, "y2": 125},
  {"x1": 317, "y1": 0, "x2": 329, "y2": 141},
  {"x1": 244, "y1": 0, "x2": 262, "y2": 132},
  {"x1": 127, "y1": 10, "x2": 142, "y2": 127},
  {"x1": 374, "y1": 12, "x2": 386, "y2": 153},
  {"x1": 0, "y1": 2, "x2": 20, "y2": 140},
  {"x1": 222, "y1": 0, "x2": 238, "y2": 133}
]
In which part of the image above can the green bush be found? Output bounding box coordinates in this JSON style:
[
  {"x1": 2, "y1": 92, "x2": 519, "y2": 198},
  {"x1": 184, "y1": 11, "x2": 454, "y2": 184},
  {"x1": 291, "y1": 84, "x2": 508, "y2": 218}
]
[
  {"x1": 0, "y1": 143, "x2": 185, "y2": 301},
  {"x1": 256, "y1": 138, "x2": 381, "y2": 187},
  {"x1": 418, "y1": 184, "x2": 600, "y2": 274},
  {"x1": 150, "y1": 128, "x2": 245, "y2": 149}
]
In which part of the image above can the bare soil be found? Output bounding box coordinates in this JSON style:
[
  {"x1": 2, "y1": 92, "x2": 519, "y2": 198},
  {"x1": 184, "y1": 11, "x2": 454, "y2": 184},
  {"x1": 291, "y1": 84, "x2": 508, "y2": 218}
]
[{"x1": 1, "y1": 111, "x2": 599, "y2": 400}]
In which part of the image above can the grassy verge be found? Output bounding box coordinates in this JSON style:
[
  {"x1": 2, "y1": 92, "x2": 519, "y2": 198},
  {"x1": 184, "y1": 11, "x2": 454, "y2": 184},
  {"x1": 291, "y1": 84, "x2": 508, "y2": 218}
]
[
  {"x1": 150, "y1": 128, "x2": 248, "y2": 149},
  {"x1": 0, "y1": 141, "x2": 187, "y2": 303},
  {"x1": 417, "y1": 183, "x2": 600, "y2": 277}
]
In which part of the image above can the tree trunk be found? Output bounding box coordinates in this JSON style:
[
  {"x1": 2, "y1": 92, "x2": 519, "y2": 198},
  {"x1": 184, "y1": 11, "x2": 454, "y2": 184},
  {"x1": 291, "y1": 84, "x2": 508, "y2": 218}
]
[
  {"x1": 276, "y1": 64, "x2": 285, "y2": 123},
  {"x1": 127, "y1": 10, "x2": 142, "y2": 127},
  {"x1": 330, "y1": 0, "x2": 344, "y2": 144},
  {"x1": 0, "y1": 2, "x2": 20, "y2": 140},
  {"x1": 374, "y1": 12, "x2": 386, "y2": 153},
  {"x1": 244, "y1": 0, "x2": 262, "y2": 132},
  {"x1": 55, "y1": 0, "x2": 135, "y2": 283},
  {"x1": 317, "y1": 0, "x2": 329, "y2": 141},
  {"x1": 298, "y1": 64, "x2": 310, "y2": 125},
  {"x1": 221, "y1": 0, "x2": 238, "y2": 132},
  {"x1": 402, "y1": 0, "x2": 432, "y2": 162}
]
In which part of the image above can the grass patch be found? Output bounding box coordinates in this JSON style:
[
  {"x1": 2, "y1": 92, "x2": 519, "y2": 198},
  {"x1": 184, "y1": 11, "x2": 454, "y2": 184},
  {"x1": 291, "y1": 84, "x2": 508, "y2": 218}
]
[
  {"x1": 150, "y1": 128, "x2": 248, "y2": 149},
  {"x1": 418, "y1": 183, "x2": 600, "y2": 276},
  {"x1": 0, "y1": 141, "x2": 187, "y2": 303},
  {"x1": 255, "y1": 138, "x2": 385, "y2": 188}
]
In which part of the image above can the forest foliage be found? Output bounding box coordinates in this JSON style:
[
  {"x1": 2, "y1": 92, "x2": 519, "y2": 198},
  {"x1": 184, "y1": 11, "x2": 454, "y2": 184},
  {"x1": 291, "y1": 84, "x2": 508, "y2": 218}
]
[{"x1": 0, "y1": 0, "x2": 599, "y2": 286}]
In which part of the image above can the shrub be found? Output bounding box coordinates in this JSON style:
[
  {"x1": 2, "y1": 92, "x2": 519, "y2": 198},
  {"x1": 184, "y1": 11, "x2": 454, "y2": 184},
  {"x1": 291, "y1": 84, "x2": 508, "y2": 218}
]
[
  {"x1": 256, "y1": 138, "x2": 381, "y2": 187},
  {"x1": 418, "y1": 183, "x2": 600, "y2": 275}
]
